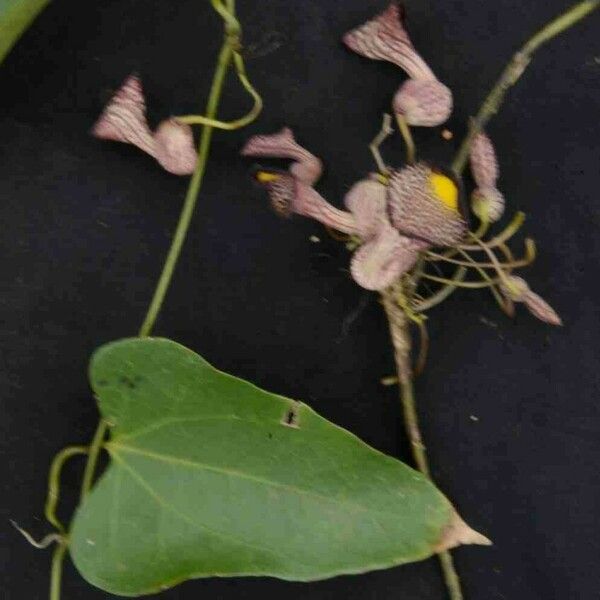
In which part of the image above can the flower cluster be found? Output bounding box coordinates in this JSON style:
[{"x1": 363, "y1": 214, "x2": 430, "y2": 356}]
[
  {"x1": 243, "y1": 2, "x2": 561, "y2": 327},
  {"x1": 243, "y1": 128, "x2": 466, "y2": 291}
]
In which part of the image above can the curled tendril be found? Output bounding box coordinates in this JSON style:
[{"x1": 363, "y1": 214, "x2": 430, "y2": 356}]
[{"x1": 176, "y1": 2, "x2": 263, "y2": 131}]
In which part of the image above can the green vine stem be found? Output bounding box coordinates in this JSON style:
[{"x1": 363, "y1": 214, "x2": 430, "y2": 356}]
[
  {"x1": 452, "y1": 0, "x2": 599, "y2": 176},
  {"x1": 46, "y1": 445, "x2": 87, "y2": 531},
  {"x1": 381, "y1": 290, "x2": 463, "y2": 600},
  {"x1": 50, "y1": 540, "x2": 68, "y2": 600},
  {"x1": 385, "y1": 12, "x2": 599, "y2": 599},
  {"x1": 79, "y1": 419, "x2": 109, "y2": 502},
  {"x1": 137, "y1": 41, "x2": 234, "y2": 337},
  {"x1": 45, "y1": 1, "x2": 262, "y2": 598},
  {"x1": 417, "y1": 1, "x2": 599, "y2": 309}
]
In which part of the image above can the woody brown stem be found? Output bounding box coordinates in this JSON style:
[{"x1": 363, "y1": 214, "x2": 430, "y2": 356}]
[{"x1": 381, "y1": 290, "x2": 463, "y2": 600}]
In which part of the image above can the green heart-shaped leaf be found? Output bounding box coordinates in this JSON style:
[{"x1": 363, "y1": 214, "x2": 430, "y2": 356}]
[
  {"x1": 70, "y1": 338, "x2": 488, "y2": 596},
  {"x1": 0, "y1": 0, "x2": 50, "y2": 64}
]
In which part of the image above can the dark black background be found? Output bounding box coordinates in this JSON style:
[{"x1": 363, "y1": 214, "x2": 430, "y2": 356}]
[{"x1": 1, "y1": 1, "x2": 599, "y2": 598}]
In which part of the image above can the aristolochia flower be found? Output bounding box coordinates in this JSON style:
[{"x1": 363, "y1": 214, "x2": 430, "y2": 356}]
[
  {"x1": 343, "y1": 2, "x2": 452, "y2": 127},
  {"x1": 243, "y1": 128, "x2": 467, "y2": 291},
  {"x1": 469, "y1": 131, "x2": 505, "y2": 222},
  {"x1": 92, "y1": 74, "x2": 198, "y2": 175}
]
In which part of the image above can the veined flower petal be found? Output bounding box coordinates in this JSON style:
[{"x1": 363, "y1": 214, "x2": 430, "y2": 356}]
[
  {"x1": 242, "y1": 127, "x2": 322, "y2": 185},
  {"x1": 255, "y1": 172, "x2": 358, "y2": 235},
  {"x1": 388, "y1": 163, "x2": 467, "y2": 246},
  {"x1": 92, "y1": 73, "x2": 155, "y2": 157},
  {"x1": 154, "y1": 118, "x2": 198, "y2": 175},
  {"x1": 470, "y1": 131, "x2": 499, "y2": 188},
  {"x1": 344, "y1": 178, "x2": 388, "y2": 239},
  {"x1": 343, "y1": 2, "x2": 435, "y2": 80},
  {"x1": 351, "y1": 223, "x2": 425, "y2": 290}
]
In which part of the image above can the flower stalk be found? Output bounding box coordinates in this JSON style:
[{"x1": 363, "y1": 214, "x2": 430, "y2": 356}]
[
  {"x1": 452, "y1": 0, "x2": 599, "y2": 176},
  {"x1": 381, "y1": 288, "x2": 463, "y2": 600}
]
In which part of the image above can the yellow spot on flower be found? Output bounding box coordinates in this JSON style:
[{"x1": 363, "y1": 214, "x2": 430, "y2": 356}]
[
  {"x1": 429, "y1": 173, "x2": 458, "y2": 211},
  {"x1": 256, "y1": 170, "x2": 281, "y2": 183}
]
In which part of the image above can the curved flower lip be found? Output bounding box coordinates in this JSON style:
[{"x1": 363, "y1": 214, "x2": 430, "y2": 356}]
[
  {"x1": 92, "y1": 73, "x2": 198, "y2": 175},
  {"x1": 242, "y1": 127, "x2": 322, "y2": 185},
  {"x1": 343, "y1": 2, "x2": 435, "y2": 80}
]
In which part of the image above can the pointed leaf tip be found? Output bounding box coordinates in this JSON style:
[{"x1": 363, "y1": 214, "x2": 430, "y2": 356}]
[{"x1": 435, "y1": 511, "x2": 492, "y2": 552}]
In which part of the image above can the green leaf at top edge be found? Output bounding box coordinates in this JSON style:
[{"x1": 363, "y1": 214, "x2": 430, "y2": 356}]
[
  {"x1": 0, "y1": 0, "x2": 50, "y2": 65},
  {"x1": 70, "y1": 337, "x2": 489, "y2": 596}
]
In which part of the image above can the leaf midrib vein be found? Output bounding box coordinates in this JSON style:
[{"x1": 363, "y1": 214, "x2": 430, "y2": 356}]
[{"x1": 108, "y1": 441, "x2": 404, "y2": 520}]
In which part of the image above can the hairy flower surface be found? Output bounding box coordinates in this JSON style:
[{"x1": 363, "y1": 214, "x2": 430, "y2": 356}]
[{"x1": 243, "y1": 129, "x2": 468, "y2": 291}]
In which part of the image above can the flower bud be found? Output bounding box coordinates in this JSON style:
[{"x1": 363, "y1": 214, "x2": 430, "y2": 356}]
[{"x1": 471, "y1": 186, "x2": 505, "y2": 223}]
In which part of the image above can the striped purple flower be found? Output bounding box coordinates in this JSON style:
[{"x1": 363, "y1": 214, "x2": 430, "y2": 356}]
[
  {"x1": 243, "y1": 129, "x2": 468, "y2": 291},
  {"x1": 344, "y1": 3, "x2": 452, "y2": 127}
]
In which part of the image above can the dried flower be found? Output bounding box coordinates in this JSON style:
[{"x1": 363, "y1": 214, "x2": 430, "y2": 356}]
[
  {"x1": 500, "y1": 276, "x2": 562, "y2": 326},
  {"x1": 343, "y1": 2, "x2": 452, "y2": 127}
]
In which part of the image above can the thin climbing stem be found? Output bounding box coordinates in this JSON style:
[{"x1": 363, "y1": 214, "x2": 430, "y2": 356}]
[
  {"x1": 139, "y1": 41, "x2": 234, "y2": 337},
  {"x1": 452, "y1": 1, "x2": 599, "y2": 175},
  {"x1": 47, "y1": 5, "x2": 260, "y2": 599},
  {"x1": 177, "y1": 50, "x2": 263, "y2": 131},
  {"x1": 46, "y1": 445, "x2": 87, "y2": 531},
  {"x1": 381, "y1": 290, "x2": 463, "y2": 600},
  {"x1": 396, "y1": 113, "x2": 416, "y2": 164},
  {"x1": 79, "y1": 419, "x2": 109, "y2": 502},
  {"x1": 370, "y1": 113, "x2": 394, "y2": 175},
  {"x1": 49, "y1": 540, "x2": 68, "y2": 600}
]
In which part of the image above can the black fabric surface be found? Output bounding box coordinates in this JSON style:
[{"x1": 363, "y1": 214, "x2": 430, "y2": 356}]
[{"x1": 1, "y1": 1, "x2": 599, "y2": 598}]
